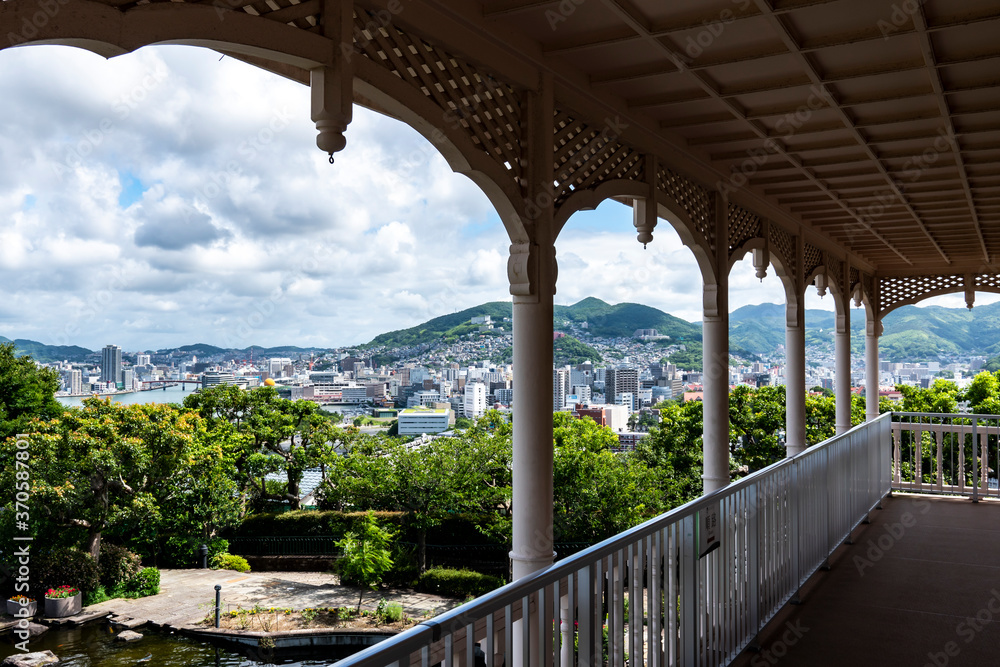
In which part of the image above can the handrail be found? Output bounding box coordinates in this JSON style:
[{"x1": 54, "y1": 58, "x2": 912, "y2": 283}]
[
  {"x1": 890, "y1": 412, "x2": 999, "y2": 501},
  {"x1": 335, "y1": 413, "x2": 893, "y2": 667}
]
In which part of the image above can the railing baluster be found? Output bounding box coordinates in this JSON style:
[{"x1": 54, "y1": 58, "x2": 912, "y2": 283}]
[
  {"x1": 650, "y1": 531, "x2": 662, "y2": 667},
  {"x1": 331, "y1": 415, "x2": 908, "y2": 667}
]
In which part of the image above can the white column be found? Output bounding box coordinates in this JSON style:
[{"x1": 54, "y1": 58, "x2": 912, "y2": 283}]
[
  {"x1": 510, "y1": 274, "x2": 555, "y2": 579},
  {"x1": 866, "y1": 317, "x2": 881, "y2": 421},
  {"x1": 702, "y1": 193, "x2": 730, "y2": 493},
  {"x1": 785, "y1": 299, "x2": 806, "y2": 456},
  {"x1": 702, "y1": 286, "x2": 730, "y2": 492},
  {"x1": 509, "y1": 75, "x2": 556, "y2": 584},
  {"x1": 835, "y1": 304, "x2": 852, "y2": 434}
]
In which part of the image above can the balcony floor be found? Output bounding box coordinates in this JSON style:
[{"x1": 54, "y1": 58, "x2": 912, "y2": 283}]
[{"x1": 733, "y1": 494, "x2": 1000, "y2": 667}]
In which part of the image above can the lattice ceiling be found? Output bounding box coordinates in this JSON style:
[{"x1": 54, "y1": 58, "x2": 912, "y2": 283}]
[
  {"x1": 90, "y1": 0, "x2": 1000, "y2": 278},
  {"x1": 476, "y1": 0, "x2": 1000, "y2": 276}
]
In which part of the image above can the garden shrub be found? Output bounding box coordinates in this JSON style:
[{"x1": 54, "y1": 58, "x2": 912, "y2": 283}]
[
  {"x1": 163, "y1": 535, "x2": 201, "y2": 567},
  {"x1": 124, "y1": 567, "x2": 160, "y2": 597},
  {"x1": 206, "y1": 537, "x2": 229, "y2": 561},
  {"x1": 211, "y1": 553, "x2": 251, "y2": 573},
  {"x1": 32, "y1": 547, "x2": 100, "y2": 598},
  {"x1": 98, "y1": 543, "x2": 142, "y2": 590},
  {"x1": 416, "y1": 568, "x2": 504, "y2": 598}
]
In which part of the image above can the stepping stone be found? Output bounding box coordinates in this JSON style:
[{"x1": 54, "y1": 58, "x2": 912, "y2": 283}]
[
  {"x1": 116, "y1": 630, "x2": 144, "y2": 642},
  {"x1": 0, "y1": 651, "x2": 60, "y2": 666},
  {"x1": 25, "y1": 623, "x2": 48, "y2": 639}
]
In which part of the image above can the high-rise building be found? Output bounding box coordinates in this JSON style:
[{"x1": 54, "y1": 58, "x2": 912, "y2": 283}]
[
  {"x1": 136, "y1": 354, "x2": 151, "y2": 367},
  {"x1": 101, "y1": 345, "x2": 122, "y2": 386},
  {"x1": 269, "y1": 358, "x2": 292, "y2": 378},
  {"x1": 68, "y1": 369, "x2": 82, "y2": 395},
  {"x1": 553, "y1": 368, "x2": 571, "y2": 411},
  {"x1": 605, "y1": 367, "x2": 639, "y2": 410},
  {"x1": 122, "y1": 368, "x2": 135, "y2": 391},
  {"x1": 463, "y1": 381, "x2": 487, "y2": 419}
]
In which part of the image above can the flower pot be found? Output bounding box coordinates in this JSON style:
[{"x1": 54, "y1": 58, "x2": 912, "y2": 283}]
[
  {"x1": 44, "y1": 593, "x2": 82, "y2": 618},
  {"x1": 6, "y1": 599, "x2": 36, "y2": 617}
]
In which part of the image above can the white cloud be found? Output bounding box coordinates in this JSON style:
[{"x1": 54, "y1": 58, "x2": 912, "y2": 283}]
[{"x1": 0, "y1": 44, "x2": 836, "y2": 353}]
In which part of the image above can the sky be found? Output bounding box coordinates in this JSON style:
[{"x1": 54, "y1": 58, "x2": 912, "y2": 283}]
[{"x1": 0, "y1": 45, "x2": 988, "y2": 352}]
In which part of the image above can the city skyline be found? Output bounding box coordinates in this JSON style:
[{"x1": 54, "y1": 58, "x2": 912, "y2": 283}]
[{"x1": 1, "y1": 46, "x2": 992, "y2": 352}]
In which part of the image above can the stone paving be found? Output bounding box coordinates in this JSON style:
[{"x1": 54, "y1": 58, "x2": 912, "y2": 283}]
[{"x1": 82, "y1": 569, "x2": 462, "y2": 630}]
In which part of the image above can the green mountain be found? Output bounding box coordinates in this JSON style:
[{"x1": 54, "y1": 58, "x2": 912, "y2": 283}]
[
  {"x1": 365, "y1": 302, "x2": 515, "y2": 349},
  {"x1": 365, "y1": 298, "x2": 702, "y2": 349},
  {"x1": 729, "y1": 301, "x2": 1000, "y2": 362},
  {"x1": 554, "y1": 298, "x2": 702, "y2": 341},
  {"x1": 729, "y1": 303, "x2": 837, "y2": 355},
  {"x1": 553, "y1": 335, "x2": 603, "y2": 365},
  {"x1": 0, "y1": 337, "x2": 94, "y2": 363}
]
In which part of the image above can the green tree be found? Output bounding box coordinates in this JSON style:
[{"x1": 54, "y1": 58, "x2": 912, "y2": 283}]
[
  {"x1": 2, "y1": 399, "x2": 200, "y2": 562},
  {"x1": 0, "y1": 343, "x2": 63, "y2": 441},
  {"x1": 184, "y1": 386, "x2": 337, "y2": 510},
  {"x1": 552, "y1": 412, "x2": 663, "y2": 542},
  {"x1": 729, "y1": 385, "x2": 786, "y2": 474},
  {"x1": 897, "y1": 380, "x2": 960, "y2": 413},
  {"x1": 962, "y1": 371, "x2": 1000, "y2": 414},
  {"x1": 633, "y1": 400, "x2": 703, "y2": 508},
  {"x1": 320, "y1": 412, "x2": 513, "y2": 569},
  {"x1": 336, "y1": 512, "x2": 395, "y2": 611}
]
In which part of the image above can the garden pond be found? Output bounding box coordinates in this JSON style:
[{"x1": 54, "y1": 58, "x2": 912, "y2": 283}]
[{"x1": 0, "y1": 621, "x2": 357, "y2": 666}]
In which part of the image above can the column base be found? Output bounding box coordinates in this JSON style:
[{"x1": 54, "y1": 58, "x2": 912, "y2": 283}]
[
  {"x1": 702, "y1": 473, "x2": 729, "y2": 494},
  {"x1": 785, "y1": 444, "x2": 806, "y2": 457},
  {"x1": 510, "y1": 550, "x2": 556, "y2": 579}
]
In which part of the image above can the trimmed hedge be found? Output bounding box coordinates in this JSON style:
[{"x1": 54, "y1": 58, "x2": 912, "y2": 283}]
[
  {"x1": 212, "y1": 553, "x2": 251, "y2": 573},
  {"x1": 416, "y1": 568, "x2": 504, "y2": 598},
  {"x1": 236, "y1": 510, "x2": 406, "y2": 537}
]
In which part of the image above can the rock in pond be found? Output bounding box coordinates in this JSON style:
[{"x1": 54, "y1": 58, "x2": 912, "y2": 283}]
[{"x1": 1, "y1": 650, "x2": 60, "y2": 666}]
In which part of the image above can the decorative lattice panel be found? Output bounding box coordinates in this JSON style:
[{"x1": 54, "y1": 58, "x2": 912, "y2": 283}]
[
  {"x1": 879, "y1": 274, "x2": 965, "y2": 314},
  {"x1": 657, "y1": 166, "x2": 714, "y2": 250},
  {"x1": 551, "y1": 110, "x2": 643, "y2": 203},
  {"x1": 769, "y1": 224, "x2": 796, "y2": 279},
  {"x1": 826, "y1": 255, "x2": 845, "y2": 296},
  {"x1": 134, "y1": 0, "x2": 322, "y2": 28},
  {"x1": 353, "y1": 9, "x2": 522, "y2": 184},
  {"x1": 727, "y1": 204, "x2": 762, "y2": 257},
  {"x1": 975, "y1": 274, "x2": 1000, "y2": 290},
  {"x1": 863, "y1": 274, "x2": 876, "y2": 308},
  {"x1": 850, "y1": 266, "x2": 860, "y2": 291},
  {"x1": 803, "y1": 243, "x2": 823, "y2": 281}
]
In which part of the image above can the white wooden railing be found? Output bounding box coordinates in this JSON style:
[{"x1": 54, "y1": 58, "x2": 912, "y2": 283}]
[
  {"x1": 891, "y1": 412, "x2": 1000, "y2": 501},
  {"x1": 333, "y1": 413, "x2": 892, "y2": 667}
]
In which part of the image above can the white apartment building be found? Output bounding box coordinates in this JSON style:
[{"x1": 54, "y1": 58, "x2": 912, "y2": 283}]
[
  {"x1": 398, "y1": 407, "x2": 452, "y2": 435},
  {"x1": 463, "y1": 381, "x2": 487, "y2": 419}
]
